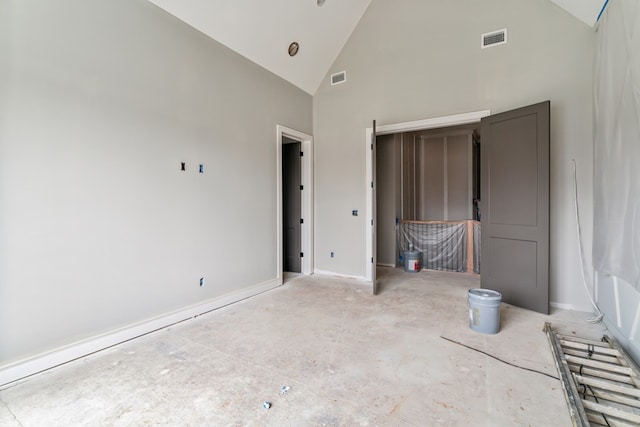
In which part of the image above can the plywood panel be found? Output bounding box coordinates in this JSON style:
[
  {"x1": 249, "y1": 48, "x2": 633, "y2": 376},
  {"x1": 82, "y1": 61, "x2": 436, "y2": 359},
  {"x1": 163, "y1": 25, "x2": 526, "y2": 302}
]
[
  {"x1": 419, "y1": 137, "x2": 444, "y2": 220},
  {"x1": 402, "y1": 133, "x2": 416, "y2": 220},
  {"x1": 447, "y1": 134, "x2": 471, "y2": 220}
]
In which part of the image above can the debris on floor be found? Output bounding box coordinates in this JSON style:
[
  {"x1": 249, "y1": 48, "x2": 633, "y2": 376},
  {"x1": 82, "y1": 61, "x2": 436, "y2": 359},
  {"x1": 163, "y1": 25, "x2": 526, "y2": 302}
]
[
  {"x1": 262, "y1": 401, "x2": 272, "y2": 410},
  {"x1": 280, "y1": 385, "x2": 291, "y2": 395}
]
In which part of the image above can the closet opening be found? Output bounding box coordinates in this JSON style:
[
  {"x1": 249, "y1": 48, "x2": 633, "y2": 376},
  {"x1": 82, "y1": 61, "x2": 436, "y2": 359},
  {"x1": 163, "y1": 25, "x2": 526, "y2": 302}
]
[{"x1": 375, "y1": 123, "x2": 481, "y2": 274}]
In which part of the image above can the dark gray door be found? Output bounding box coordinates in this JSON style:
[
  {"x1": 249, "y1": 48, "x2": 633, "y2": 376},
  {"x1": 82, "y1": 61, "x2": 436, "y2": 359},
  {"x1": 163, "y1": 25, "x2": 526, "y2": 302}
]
[
  {"x1": 372, "y1": 120, "x2": 378, "y2": 294},
  {"x1": 481, "y1": 101, "x2": 549, "y2": 314},
  {"x1": 283, "y1": 141, "x2": 301, "y2": 273}
]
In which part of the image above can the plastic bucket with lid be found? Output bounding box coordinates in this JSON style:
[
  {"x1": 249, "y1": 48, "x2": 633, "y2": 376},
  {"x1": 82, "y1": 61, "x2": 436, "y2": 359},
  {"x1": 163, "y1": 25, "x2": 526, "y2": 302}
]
[{"x1": 468, "y1": 289, "x2": 502, "y2": 334}]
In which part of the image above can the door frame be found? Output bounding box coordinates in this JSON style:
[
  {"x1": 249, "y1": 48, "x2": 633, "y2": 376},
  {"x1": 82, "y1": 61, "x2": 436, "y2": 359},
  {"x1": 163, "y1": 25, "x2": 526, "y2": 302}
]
[
  {"x1": 277, "y1": 125, "x2": 314, "y2": 283},
  {"x1": 364, "y1": 110, "x2": 490, "y2": 283}
]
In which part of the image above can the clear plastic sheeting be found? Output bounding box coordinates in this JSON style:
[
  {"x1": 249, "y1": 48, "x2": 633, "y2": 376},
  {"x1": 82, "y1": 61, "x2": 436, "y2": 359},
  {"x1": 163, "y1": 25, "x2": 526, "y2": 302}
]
[
  {"x1": 594, "y1": 1, "x2": 640, "y2": 288},
  {"x1": 397, "y1": 221, "x2": 479, "y2": 273}
]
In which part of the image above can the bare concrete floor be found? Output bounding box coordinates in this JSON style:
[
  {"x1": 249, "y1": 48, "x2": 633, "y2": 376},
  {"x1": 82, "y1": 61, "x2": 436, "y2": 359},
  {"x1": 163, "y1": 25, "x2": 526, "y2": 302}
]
[{"x1": 0, "y1": 268, "x2": 608, "y2": 426}]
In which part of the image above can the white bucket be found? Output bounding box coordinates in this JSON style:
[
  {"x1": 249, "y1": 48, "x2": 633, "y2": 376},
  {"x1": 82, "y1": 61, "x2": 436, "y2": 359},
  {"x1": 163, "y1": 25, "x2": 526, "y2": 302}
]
[{"x1": 468, "y1": 289, "x2": 502, "y2": 334}]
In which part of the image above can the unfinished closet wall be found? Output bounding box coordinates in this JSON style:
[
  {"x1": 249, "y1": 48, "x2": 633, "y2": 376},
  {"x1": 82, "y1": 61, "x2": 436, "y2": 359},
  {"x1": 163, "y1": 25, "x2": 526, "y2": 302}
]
[
  {"x1": 382, "y1": 128, "x2": 476, "y2": 223},
  {"x1": 376, "y1": 127, "x2": 478, "y2": 270},
  {"x1": 414, "y1": 130, "x2": 474, "y2": 221},
  {"x1": 415, "y1": 135, "x2": 445, "y2": 220}
]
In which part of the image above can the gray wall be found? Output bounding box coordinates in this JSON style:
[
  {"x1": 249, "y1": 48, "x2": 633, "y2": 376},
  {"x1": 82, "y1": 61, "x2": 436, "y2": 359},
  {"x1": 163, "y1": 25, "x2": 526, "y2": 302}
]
[
  {"x1": 314, "y1": 0, "x2": 595, "y2": 310},
  {"x1": 0, "y1": 0, "x2": 312, "y2": 365}
]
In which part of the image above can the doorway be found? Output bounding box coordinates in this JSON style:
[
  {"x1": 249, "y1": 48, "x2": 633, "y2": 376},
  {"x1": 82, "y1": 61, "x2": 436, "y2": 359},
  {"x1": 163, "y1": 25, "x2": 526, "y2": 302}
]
[
  {"x1": 376, "y1": 124, "x2": 481, "y2": 269},
  {"x1": 282, "y1": 139, "x2": 302, "y2": 273},
  {"x1": 365, "y1": 111, "x2": 490, "y2": 282},
  {"x1": 366, "y1": 103, "x2": 550, "y2": 314},
  {"x1": 276, "y1": 125, "x2": 314, "y2": 283}
]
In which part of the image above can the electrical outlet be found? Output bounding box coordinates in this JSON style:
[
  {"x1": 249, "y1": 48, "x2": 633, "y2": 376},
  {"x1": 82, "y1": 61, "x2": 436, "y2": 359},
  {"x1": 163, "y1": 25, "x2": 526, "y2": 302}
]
[
  {"x1": 199, "y1": 277, "x2": 204, "y2": 287},
  {"x1": 199, "y1": 164, "x2": 204, "y2": 173},
  {"x1": 330, "y1": 252, "x2": 334, "y2": 258}
]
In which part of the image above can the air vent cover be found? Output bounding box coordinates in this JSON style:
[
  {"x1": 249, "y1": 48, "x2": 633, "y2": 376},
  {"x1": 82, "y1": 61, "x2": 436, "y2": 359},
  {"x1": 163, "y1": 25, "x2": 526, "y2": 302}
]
[
  {"x1": 481, "y1": 29, "x2": 507, "y2": 48},
  {"x1": 331, "y1": 71, "x2": 346, "y2": 86}
]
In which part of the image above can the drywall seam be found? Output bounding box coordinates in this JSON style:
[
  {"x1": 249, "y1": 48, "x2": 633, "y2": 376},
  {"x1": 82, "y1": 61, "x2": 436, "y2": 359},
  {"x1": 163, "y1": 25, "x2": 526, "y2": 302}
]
[{"x1": 0, "y1": 278, "x2": 280, "y2": 388}]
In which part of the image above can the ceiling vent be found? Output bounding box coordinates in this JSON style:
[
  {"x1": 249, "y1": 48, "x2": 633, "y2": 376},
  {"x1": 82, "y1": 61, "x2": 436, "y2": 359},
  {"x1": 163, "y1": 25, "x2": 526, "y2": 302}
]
[
  {"x1": 331, "y1": 71, "x2": 346, "y2": 86},
  {"x1": 481, "y1": 29, "x2": 507, "y2": 48}
]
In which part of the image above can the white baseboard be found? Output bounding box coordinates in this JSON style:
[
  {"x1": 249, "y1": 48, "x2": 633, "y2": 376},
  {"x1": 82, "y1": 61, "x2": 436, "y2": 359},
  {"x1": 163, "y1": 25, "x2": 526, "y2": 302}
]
[
  {"x1": 313, "y1": 268, "x2": 368, "y2": 282},
  {"x1": 0, "y1": 278, "x2": 281, "y2": 388}
]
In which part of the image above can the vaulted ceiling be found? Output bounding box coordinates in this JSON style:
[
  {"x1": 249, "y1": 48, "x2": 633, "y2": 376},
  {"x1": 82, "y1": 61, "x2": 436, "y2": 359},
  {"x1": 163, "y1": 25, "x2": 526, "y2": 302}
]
[{"x1": 147, "y1": 0, "x2": 606, "y2": 95}]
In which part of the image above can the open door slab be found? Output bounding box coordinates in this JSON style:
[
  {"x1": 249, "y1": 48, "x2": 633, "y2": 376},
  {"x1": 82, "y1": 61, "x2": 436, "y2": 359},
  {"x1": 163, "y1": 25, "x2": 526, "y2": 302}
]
[
  {"x1": 372, "y1": 120, "x2": 378, "y2": 295},
  {"x1": 481, "y1": 101, "x2": 550, "y2": 314}
]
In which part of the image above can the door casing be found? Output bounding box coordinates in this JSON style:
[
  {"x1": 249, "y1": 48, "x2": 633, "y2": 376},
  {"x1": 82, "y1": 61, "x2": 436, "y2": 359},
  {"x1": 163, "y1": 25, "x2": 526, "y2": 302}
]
[{"x1": 276, "y1": 125, "x2": 313, "y2": 283}]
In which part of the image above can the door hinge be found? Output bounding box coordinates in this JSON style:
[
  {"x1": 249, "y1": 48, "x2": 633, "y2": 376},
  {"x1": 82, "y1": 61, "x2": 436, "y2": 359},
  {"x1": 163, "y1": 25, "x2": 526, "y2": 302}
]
[
  {"x1": 371, "y1": 219, "x2": 374, "y2": 226},
  {"x1": 300, "y1": 151, "x2": 304, "y2": 157},
  {"x1": 300, "y1": 185, "x2": 304, "y2": 191},
  {"x1": 371, "y1": 181, "x2": 374, "y2": 188},
  {"x1": 300, "y1": 218, "x2": 304, "y2": 224},
  {"x1": 371, "y1": 257, "x2": 374, "y2": 263},
  {"x1": 300, "y1": 252, "x2": 304, "y2": 258},
  {"x1": 371, "y1": 143, "x2": 373, "y2": 150}
]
